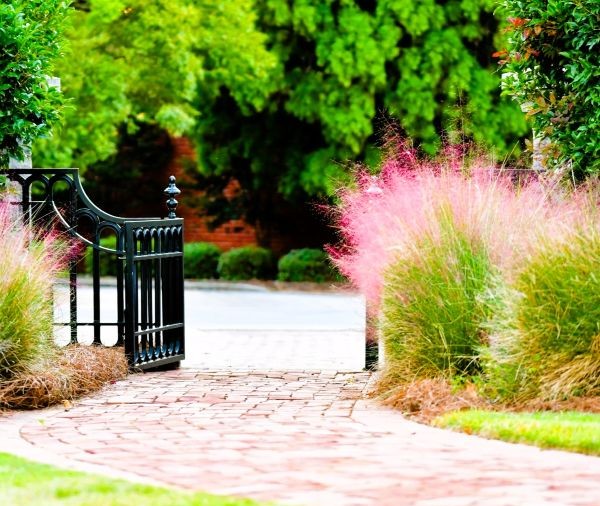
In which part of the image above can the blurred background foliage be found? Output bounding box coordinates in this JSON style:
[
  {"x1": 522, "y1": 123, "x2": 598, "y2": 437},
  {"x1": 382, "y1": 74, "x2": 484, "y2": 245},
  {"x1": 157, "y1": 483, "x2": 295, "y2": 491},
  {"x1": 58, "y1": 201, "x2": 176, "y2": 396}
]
[
  {"x1": 34, "y1": 0, "x2": 279, "y2": 169},
  {"x1": 30, "y1": 0, "x2": 529, "y2": 235}
]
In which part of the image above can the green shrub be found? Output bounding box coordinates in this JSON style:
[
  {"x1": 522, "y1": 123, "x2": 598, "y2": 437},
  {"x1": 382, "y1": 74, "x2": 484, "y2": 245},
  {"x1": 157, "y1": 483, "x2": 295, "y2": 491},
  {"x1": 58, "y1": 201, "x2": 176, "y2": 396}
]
[
  {"x1": 277, "y1": 248, "x2": 340, "y2": 283},
  {"x1": 483, "y1": 227, "x2": 600, "y2": 401},
  {"x1": 0, "y1": 206, "x2": 65, "y2": 377},
  {"x1": 83, "y1": 236, "x2": 120, "y2": 277},
  {"x1": 381, "y1": 215, "x2": 493, "y2": 382},
  {"x1": 183, "y1": 242, "x2": 221, "y2": 279},
  {"x1": 500, "y1": 0, "x2": 600, "y2": 177},
  {"x1": 0, "y1": 0, "x2": 69, "y2": 166},
  {"x1": 217, "y1": 246, "x2": 275, "y2": 281}
]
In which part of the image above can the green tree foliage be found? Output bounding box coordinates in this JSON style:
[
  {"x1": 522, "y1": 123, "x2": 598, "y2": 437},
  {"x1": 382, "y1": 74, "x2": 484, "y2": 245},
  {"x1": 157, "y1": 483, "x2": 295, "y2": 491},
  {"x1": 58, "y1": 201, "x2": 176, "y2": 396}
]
[
  {"x1": 0, "y1": 0, "x2": 69, "y2": 167},
  {"x1": 499, "y1": 0, "x2": 600, "y2": 178},
  {"x1": 34, "y1": 1, "x2": 528, "y2": 240},
  {"x1": 34, "y1": 0, "x2": 279, "y2": 169},
  {"x1": 196, "y1": 0, "x2": 528, "y2": 202}
]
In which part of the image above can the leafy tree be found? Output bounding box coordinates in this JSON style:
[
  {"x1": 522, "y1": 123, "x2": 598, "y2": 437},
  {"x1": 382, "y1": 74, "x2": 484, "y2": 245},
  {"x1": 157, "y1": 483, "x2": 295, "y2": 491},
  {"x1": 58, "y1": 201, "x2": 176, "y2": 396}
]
[
  {"x1": 0, "y1": 0, "x2": 69, "y2": 167},
  {"x1": 191, "y1": 0, "x2": 528, "y2": 238},
  {"x1": 34, "y1": 0, "x2": 279, "y2": 169},
  {"x1": 499, "y1": 0, "x2": 600, "y2": 178},
  {"x1": 35, "y1": 0, "x2": 528, "y2": 246}
]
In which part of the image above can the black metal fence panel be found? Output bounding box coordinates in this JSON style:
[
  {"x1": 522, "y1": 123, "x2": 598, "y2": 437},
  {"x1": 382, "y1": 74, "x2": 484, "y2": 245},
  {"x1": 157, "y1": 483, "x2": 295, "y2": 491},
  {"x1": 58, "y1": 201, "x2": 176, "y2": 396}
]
[
  {"x1": 125, "y1": 219, "x2": 185, "y2": 369},
  {"x1": 4, "y1": 168, "x2": 185, "y2": 370}
]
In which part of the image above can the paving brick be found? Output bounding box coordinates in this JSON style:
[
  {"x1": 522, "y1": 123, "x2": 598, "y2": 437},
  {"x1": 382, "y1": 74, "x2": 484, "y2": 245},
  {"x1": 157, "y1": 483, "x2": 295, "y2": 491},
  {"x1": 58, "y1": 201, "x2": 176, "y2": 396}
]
[{"x1": 1, "y1": 369, "x2": 599, "y2": 506}]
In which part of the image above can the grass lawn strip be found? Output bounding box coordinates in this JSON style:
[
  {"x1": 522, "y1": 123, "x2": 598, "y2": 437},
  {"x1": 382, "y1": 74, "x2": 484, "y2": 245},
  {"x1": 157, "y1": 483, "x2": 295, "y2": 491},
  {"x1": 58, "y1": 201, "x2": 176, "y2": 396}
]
[
  {"x1": 434, "y1": 410, "x2": 600, "y2": 456},
  {"x1": 0, "y1": 452, "x2": 268, "y2": 506}
]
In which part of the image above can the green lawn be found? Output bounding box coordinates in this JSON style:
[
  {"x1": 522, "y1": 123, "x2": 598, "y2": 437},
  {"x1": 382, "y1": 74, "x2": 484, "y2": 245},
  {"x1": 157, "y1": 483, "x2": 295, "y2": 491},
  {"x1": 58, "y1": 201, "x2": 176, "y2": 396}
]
[
  {"x1": 0, "y1": 452, "x2": 267, "y2": 506},
  {"x1": 434, "y1": 410, "x2": 600, "y2": 456}
]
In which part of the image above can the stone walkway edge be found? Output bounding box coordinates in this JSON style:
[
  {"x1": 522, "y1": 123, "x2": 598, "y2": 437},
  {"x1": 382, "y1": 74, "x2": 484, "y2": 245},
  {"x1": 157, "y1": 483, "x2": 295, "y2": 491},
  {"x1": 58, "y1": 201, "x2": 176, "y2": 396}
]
[{"x1": 1, "y1": 369, "x2": 599, "y2": 506}]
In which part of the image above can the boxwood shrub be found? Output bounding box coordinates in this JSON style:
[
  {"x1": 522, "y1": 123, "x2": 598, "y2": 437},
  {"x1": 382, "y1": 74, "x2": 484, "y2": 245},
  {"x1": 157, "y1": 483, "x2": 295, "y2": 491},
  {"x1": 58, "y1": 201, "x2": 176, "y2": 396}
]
[
  {"x1": 183, "y1": 242, "x2": 221, "y2": 279},
  {"x1": 277, "y1": 248, "x2": 340, "y2": 282},
  {"x1": 217, "y1": 246, "x2": 275, "y2": 281}
]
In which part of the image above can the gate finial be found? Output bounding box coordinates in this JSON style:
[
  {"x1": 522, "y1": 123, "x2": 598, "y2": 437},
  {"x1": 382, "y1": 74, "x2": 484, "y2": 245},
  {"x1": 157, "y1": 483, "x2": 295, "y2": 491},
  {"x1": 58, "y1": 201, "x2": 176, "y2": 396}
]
[{"x1": 164, "y1": 175, "x2": 181, "y2": 219}]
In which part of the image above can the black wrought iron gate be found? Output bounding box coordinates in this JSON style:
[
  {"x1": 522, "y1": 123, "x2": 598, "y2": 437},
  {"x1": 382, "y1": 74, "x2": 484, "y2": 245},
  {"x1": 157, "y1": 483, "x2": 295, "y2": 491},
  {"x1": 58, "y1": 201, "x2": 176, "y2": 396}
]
[{"x1": 5, "y1": 168, "x2": 185, "y2": 370}]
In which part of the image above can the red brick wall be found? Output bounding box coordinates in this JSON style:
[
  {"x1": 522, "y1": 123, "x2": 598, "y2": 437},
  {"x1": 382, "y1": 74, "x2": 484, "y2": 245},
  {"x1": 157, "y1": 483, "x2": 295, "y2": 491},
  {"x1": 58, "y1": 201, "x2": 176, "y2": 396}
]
[
  {"x1": 166, "y1": 137, "x2": 258, "y2": 251},
  {"x1": 165, "y1": 137, "x2": 334, "y2": 256}
]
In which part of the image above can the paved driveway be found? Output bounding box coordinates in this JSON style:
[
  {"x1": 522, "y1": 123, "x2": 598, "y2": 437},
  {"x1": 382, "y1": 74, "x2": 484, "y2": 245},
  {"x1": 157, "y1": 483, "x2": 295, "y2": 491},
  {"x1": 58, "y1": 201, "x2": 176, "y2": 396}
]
[
  {"x1": 53, "y1": 282, "x2": 366, "y2": 371},
  {"x1": 2, "y1": 282, "x2": 597, "y2": 506},
  {"x1": 4, "y1": 369, "x2": 600, "y2": 506}
]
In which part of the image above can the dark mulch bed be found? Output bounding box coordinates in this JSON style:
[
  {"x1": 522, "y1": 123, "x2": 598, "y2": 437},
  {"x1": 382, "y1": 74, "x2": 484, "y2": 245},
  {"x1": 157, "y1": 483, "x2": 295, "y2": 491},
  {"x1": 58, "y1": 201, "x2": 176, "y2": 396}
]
[{"x1": 373, "y1": 377, "x2": 600, "y2": 423}]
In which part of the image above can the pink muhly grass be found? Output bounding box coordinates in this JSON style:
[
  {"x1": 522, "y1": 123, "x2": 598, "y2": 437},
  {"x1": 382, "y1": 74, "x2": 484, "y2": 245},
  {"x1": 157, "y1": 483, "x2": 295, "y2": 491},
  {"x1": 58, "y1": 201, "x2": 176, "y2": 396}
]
[
  {"x1": 330, "y1": 142, "x2": 585, "y2": 310},
  {"x1": 0, "y1": 203, "x2": 70, "y2": 376}
]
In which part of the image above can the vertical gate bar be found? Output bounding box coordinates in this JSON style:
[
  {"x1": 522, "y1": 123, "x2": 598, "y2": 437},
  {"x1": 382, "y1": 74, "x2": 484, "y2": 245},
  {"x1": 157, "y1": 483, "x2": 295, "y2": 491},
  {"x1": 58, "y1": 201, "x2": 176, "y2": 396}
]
[
  {"x1": 144, "y1": 232, "x2": 154, "y2": 360},
  {"x1": 135, "y1": 232, "x2": 141, "y2": 364},
  {"x1": 168, "y1": 228, "x2": 176, "y2": 355},
  {"x1": 92, "y1": 230, "x2": 101, "y2": 344},
  {"x1": 68, "y1": 177, "x2": 78, "y2": 344},
  {"x1": 178, "y1": 224, "x2": 185, "y2": 355},
  {"x1": 146, "y1": 233, "x2": 154, "y2": 359},
  {"x1": 139, "y1": 232, "x2": 148, "y2": 363},
  {"x1": 154, "y1": 231, "x2": 163, "y2": 358},
  {"x1": 69, "y1": 257, "x2": 78, "y2": 344},
  {"x1": 161, "y1": 229, "x2": 172, "y2": 356},
  {"x1": 124, "y1": 224, "x2": 136, "y2": 365},
  {"x1": 22, "y1": 180, "x2": 31, "y2": 225},
  {"x1": 116, "y1": 231, "x2": 125, "y2": 346}
]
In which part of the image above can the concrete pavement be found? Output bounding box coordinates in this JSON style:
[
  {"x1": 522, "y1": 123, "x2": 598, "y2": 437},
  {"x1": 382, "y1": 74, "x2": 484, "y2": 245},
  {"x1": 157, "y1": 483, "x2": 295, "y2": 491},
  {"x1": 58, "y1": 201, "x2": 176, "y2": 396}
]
[{"x1": 53, "y1": 282, "x2": 367, "y2": 371}]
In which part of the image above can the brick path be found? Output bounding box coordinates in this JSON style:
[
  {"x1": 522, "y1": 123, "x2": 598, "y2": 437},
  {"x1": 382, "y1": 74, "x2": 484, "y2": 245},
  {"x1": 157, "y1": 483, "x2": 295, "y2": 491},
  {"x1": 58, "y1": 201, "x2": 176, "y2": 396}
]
[{"x1": 3, "y1": 369, "x2": 599, "y2": 506}]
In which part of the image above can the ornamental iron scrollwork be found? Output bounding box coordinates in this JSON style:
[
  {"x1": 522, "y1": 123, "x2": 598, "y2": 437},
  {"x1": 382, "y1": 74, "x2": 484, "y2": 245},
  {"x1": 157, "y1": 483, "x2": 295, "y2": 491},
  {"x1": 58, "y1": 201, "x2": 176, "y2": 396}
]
[{"x1": 4, "y1": 169, "x2": 185, "y2": 370}]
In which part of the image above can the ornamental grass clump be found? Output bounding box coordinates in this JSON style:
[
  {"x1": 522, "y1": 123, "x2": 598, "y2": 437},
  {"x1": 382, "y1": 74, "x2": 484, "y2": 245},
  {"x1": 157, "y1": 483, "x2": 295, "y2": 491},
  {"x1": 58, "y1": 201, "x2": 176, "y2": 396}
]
[
  {"x1": 332, "y1": 142, "x2": 565, "y2": 311},
  {"x1": 483, "y1": 225, "x2": 600, "y2": 402},
  {"x1": 0, "y1": 204, "x2": 66, "y2": 377},
  {"x1": 331, "y1": 140, "x2": 574, "y2": 385},
  {"x1": 381, "y1": 213, "x2": 493, "y2": 380}
]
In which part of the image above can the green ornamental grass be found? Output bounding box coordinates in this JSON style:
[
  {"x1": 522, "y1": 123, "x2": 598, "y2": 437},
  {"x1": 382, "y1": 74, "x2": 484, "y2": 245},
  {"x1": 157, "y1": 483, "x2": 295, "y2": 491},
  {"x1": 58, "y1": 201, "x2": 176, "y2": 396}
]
[
  {"x1": 0, "y1": 205, "x2": 66, "y2": 377},
  {"x1": 381, "y1": 212, "x2": 493, "y2": 381},
  {"x1": 484, "y1": 226, "x2": 600, "y2": 401}
]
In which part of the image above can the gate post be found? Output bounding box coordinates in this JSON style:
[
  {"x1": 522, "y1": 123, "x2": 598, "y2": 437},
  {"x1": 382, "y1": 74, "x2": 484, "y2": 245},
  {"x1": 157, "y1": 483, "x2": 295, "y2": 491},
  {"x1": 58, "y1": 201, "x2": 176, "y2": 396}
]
[{"x1": 3, "y1": 169, "x2": 185, "y2": 369}]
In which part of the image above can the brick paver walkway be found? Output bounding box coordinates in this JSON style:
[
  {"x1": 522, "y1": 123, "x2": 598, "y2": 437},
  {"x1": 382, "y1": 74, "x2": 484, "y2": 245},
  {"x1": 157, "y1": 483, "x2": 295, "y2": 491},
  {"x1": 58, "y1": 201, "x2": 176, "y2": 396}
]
[{"x1": 3, "y1": 369, "x2": 599, "y2": 506}]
